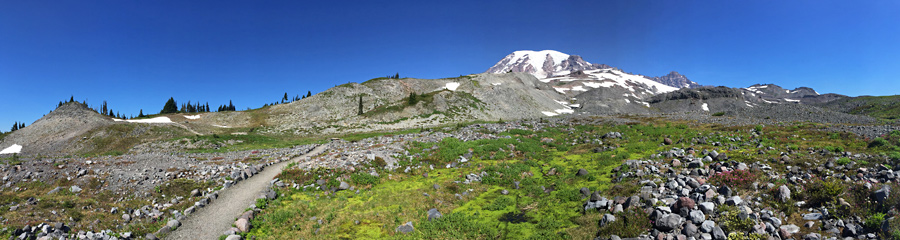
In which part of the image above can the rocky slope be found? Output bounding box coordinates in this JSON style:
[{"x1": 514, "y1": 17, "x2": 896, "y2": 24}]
[{"x1": 0, "y1": 102, "x2": 114, "y2": 155}]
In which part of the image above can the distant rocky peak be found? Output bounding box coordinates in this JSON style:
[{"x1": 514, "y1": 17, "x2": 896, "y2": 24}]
[{"x1": 650, "y1": 71, "x2": 701, "y2": 89}]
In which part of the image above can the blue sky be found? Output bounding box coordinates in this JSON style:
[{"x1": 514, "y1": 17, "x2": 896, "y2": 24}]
[{"x1": 2, "y1": 0, "x2": 899, "y2": 130}]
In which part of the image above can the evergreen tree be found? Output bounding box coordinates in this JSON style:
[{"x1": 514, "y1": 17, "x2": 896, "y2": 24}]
[
  {"x1": 101, "y1": 101, "x2": 108, "y2": 115},
  {"x1": 19, "y1": 122, "x2": 24, "y2": 130},
  {"x1": 138, "y1": 109, "x2": 145, "y2": 118},
  {"x1": 11, "y1": 122, "x2": 18, "y2": 132},
  {"x1": 282, "y1": 92, "x2": 289, "y2": 103},
  {"x1": 69, "y1": 96, "x2": 74, "y2": 103},
  {"x1": 205, "y1": 103, "x2": 210, "y2": 113},
  {"x1": 394, "y1": 73, "x2": 400, "y2": 79},
  {"x1": 228, "y1": 100, "x2": 235, "y2": 111},
  {"x1": 161, "y1": 97, "x2": 178, "y2": 114},
  {"x1": 358, "y1": 95, "x2": 363, "y2": 115},
  {"x1": 408, "y1": 92, "x2": 418, "y2": 105},
  {"x1": 307, "y1": 91, "x2": 312, "y2": 98}
]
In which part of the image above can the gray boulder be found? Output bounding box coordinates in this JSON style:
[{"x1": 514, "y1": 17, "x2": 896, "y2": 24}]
[
  {"x1": 655, "y1": 214, "x2": 683, "y2": 232},
  {"x1": 599, "y1": 214, "x2": 616, "y2": 227},
  {"x1": 777, "y1": 185, "x2": 791, "y2": 203},
  {"x1": 225, "y1": 235, "x2": 242, "y2": 240},
  {"x1": 427, "y1": 208, "x2": 442, "y2": 221},
  {"x1": 396, "y1": 221, "x2": 415, "y2": 234},
  {"x1": 712, "y1": 226, "x2": 726, "y2": 240},
  {"x1": 689, "y1": 210, "x2": 705, "y2": 223},
  {"x1": 338, "y1": 181, "x2": 350, "y2": 190}
]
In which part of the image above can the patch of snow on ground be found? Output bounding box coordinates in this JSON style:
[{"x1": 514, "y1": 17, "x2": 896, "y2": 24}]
[
  {"x1": 491, "y1": 83, "x2": 502, "y2": 86},
  {"x1": 126, "y1": 117, "x2": 173, "y2": 123},
  {"x1": 555, "y1": 109, "x2": 574, "y2": 114},
  {"x1": 745, "y1": 101, "x2": 755, "y2": 107},
  {"x1": 445, "y1": 82, "x2": 460, "y2": 91},
  {"x1": 185, "y1": 115, "x2": 201, "y2": 120},
  {"x1": 542, "y1": 111, "x2": 559, "y2": 116},
  {"x1": 571, "y1": 86, "x2": 587, "y2": 91},
  {"x1": 639, "y1": 101, "x2": 650, "y2": 107},
  {"x1": 113, "y1": 119, "x2": 124, "y2": 122},
  {"x1": 701, "y1": 103, "x2": 709, "y2": 112},
  {"x1": 784, "y1": 98, "x2": 800, "y2": 103},
  {"x1": 0, "y1": 144, "x2": 22, "y2": 154},
  {"x1": 569, "y1": 104, "x2": 581, "y2": 108},
  {"x1": 761, "y1": 99, "x2": 776, "y2": 104},
  {"x1": 624, "y1": 99, "x2": 631, "y2": 103},
  {"x1": 212, "y1": 124, "x2": 231, "y2": 128}
]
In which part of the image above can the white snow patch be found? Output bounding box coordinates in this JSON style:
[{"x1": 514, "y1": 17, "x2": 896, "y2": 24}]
[
  {"x1": 784, "y1": 98, "x2": 800, "y2": 103},
  {"x1": 639, "y1": 101, "x2": 650, "y2": 107},
  {"x1": 571, "y1": 86, "x2": 587, "y2": 92},
  {"x1": 112, "y1": 119, "x2": 124, "y2": 122},
  {"x1": 185, "y1": 115, "x2": 201, "y2": 120},
  {"x1": 756, "y1": 85, "x2": 768, "y2": 88},
  {"x1": 761, "y1": 99, "x2": 776, "y2": 104},
  {"x1": 701, "y1": 103, "x2": 709, "y2": 112},
  {"x1": 125, "y1": 117, "x2": 173, "y2": 123},
  {"x1": 569, "y1": 104, "x2": 581, "y2": 108},
  {"x1": 445, "y1": 82, "x2": 460, "y2": 91},
  {"x1": 212, "y1": 124, "x2": 231, "y2": 128},
  {"x1": 624, "y1": 99, "x2": 631, "y2": 103},
  {"x1": 583, "y1": 82, "x2": 602, "y2": 88},
  {"x1": 490, "y1": 83, "x2": 502, "y2": 86},
  {"x1": 555, "y1": 109, "x2": 574, "y2": 114},
  {"x1": 745, "y1": 101, "x2": 755, "y2": 107},
  {"x1": 0, "y1": 144, "x2": 22, "y2": 154},
  {"x1": 542, "y1": 111, "x2": 559, "y2": 116}
]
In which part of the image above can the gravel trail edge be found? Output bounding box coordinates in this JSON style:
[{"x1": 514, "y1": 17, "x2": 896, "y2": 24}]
[{"x1": 166, "y1": 144, "x2": 328, "y2": 240}]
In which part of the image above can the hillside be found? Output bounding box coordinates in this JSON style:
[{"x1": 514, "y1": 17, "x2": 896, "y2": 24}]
[{"x1": 816, "y1": 95, "x2": 900, "y2": 120}]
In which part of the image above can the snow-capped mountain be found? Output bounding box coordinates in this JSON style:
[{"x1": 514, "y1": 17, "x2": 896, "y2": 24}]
[
  {"x1": 486, "y1": 50, "x2": 701, "y2": 96},
  {"x1": 486, "y1": 50, "x2": 688, "y2": 100},
  {"x1": 486, "y1": 50, "x2": 611, "y2": 78}
]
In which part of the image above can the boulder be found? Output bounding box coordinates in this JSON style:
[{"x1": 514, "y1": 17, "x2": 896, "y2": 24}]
[
  {"x1": 235, "y1": 218, "x2": 250, "y2": 232},
  {"x1": 689, "y1": 210, "x2": 705, "y2": 223},
  {"x1": 427, "y1": 208, "x2": 442, "y2": 221},
  {"x1": 225, "y1": 235, "x2": 242, "y2": 240},
  {"x1": 396, "y1": 221, "x2": 415, "y2": 234},
  {"x1": 338, "y1": 181, "x2": 350, "y2": 190},
  {"x1": 576, "y1": 168, "x2": 589, "y2": 176},
  {"x1": 777, "y1": 185, "x2": 791, "y2": 203},
  {"x1": 655, "y1": 214, "x2": 684, "y2": 232}
]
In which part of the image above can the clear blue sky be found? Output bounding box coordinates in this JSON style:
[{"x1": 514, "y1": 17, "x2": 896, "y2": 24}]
[{"x1": 2, "y1": 0, "x2": 899, "y2": 130}]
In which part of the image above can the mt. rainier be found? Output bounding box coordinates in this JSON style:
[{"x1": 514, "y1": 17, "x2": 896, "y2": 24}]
[{"x1": 486, "y1": 50, "x2": 700, "y2": 89}]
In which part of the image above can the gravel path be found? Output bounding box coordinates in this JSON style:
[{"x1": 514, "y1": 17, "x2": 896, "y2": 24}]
[{"x1": 166, "y1": 144, "x2": 329, "y2": 240}]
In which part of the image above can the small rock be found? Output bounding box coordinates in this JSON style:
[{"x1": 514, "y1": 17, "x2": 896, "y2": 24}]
[
  {"x1": 235, "y1": 218, "x2": 250, "y2": 232},
  {"x1": 225, "y1": 235, "x2": 242, "y2": 240},
  {"x1": 69, "y1": 185, "x2": 82, "y2": 193},
  {"x1": 576, "y1": 168, "x2": 589, "y2": 176},
  {"x1": 396, "y1": 221, "x2": 414, "y2": 234},
  {"x1": 427, "y1": 208, "x2": 442, "y2": 221},
  {"x1": 338, "y1": 181, "x2": 350, "y2": 190},
  {"x1": 802, "y1": 213, "x2": 823, "y2": 220},
  {"x1": 777, "y1": 185, "x2": 791, "y2": 203}
]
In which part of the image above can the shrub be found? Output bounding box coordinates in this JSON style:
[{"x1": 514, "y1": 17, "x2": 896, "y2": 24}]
[
  {"x1": 890, "y1": 152, "x2": 900, "y2": 161},
  {"x1": 596, "y1": 208, "x2": 651, "y2": 238},
  {"x1": 802, "y1": 178, "x2": 844, "y2": 207},
  {"x1": 836, "y1": 157, "x2": 852, "y2": 165},
  {"x1": 864, "y1": 212, "x2": 886, "y2": 230},
  {"x1": 870, "y1": 138, "x2": 891, "y2": 149},
  {"x1": 718, "y1": 205, "x2": 756, "y2": 232},
  {"x1": 709, "y1": 170, "x2": 758, "y2": 190},
  {"x1": 483, "y1": 196, "x2": 514, "y2": 211},
  {"x1": 712, "y1": 112, "x2": 726, "y2": 117},
  {"x1": 727, "y1": 232, "x2": 768, "y2": 240},
  {"x1": 350, "y1": 172, "x2": 379, "y2": 186}
]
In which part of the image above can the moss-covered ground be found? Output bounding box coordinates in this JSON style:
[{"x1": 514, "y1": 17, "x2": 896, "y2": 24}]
[{"x1": 244, "y1": 119, "x2": 900, "y2": 239}]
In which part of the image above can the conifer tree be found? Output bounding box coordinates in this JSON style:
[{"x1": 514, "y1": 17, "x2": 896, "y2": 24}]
[
  {"x1": 228, "y1": 100, "x2": 235, "y2": 111},
  {"x1": 283, "y1": 93, "x2": 289, "y2": 103},
  {"x1": 19, "y1": 122, "x2": 24, "y2": 130},
  {"x1": 161, "y1": 97, "x2": 178, "y2": 114},
  {"x1": 307, "y1": 91, "x2": 312, "y2": 98},
  {"x1": 11, "y1": 122, "x2": 18, "y2": 132},
  {"x1": 101, "y1": 101, "x2": 108, "y2": 115},
  {"x1": 70, "y1": 96, "x2": 74, "y2": 103},
  {"x1": 138, "y1": 109, "x2": 145, "y2": 118},
  {"x1": 358, "y1": 95, "x2": 363, "y2": 115}
]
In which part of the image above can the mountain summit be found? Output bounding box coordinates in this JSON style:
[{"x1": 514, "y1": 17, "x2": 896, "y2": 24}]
[
  {"x1": 486, "y1": 50, "x2": 699, "y2": 89},
  {"x1": 486, "y1": 50, "x2": 610, "y2": 78}
]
